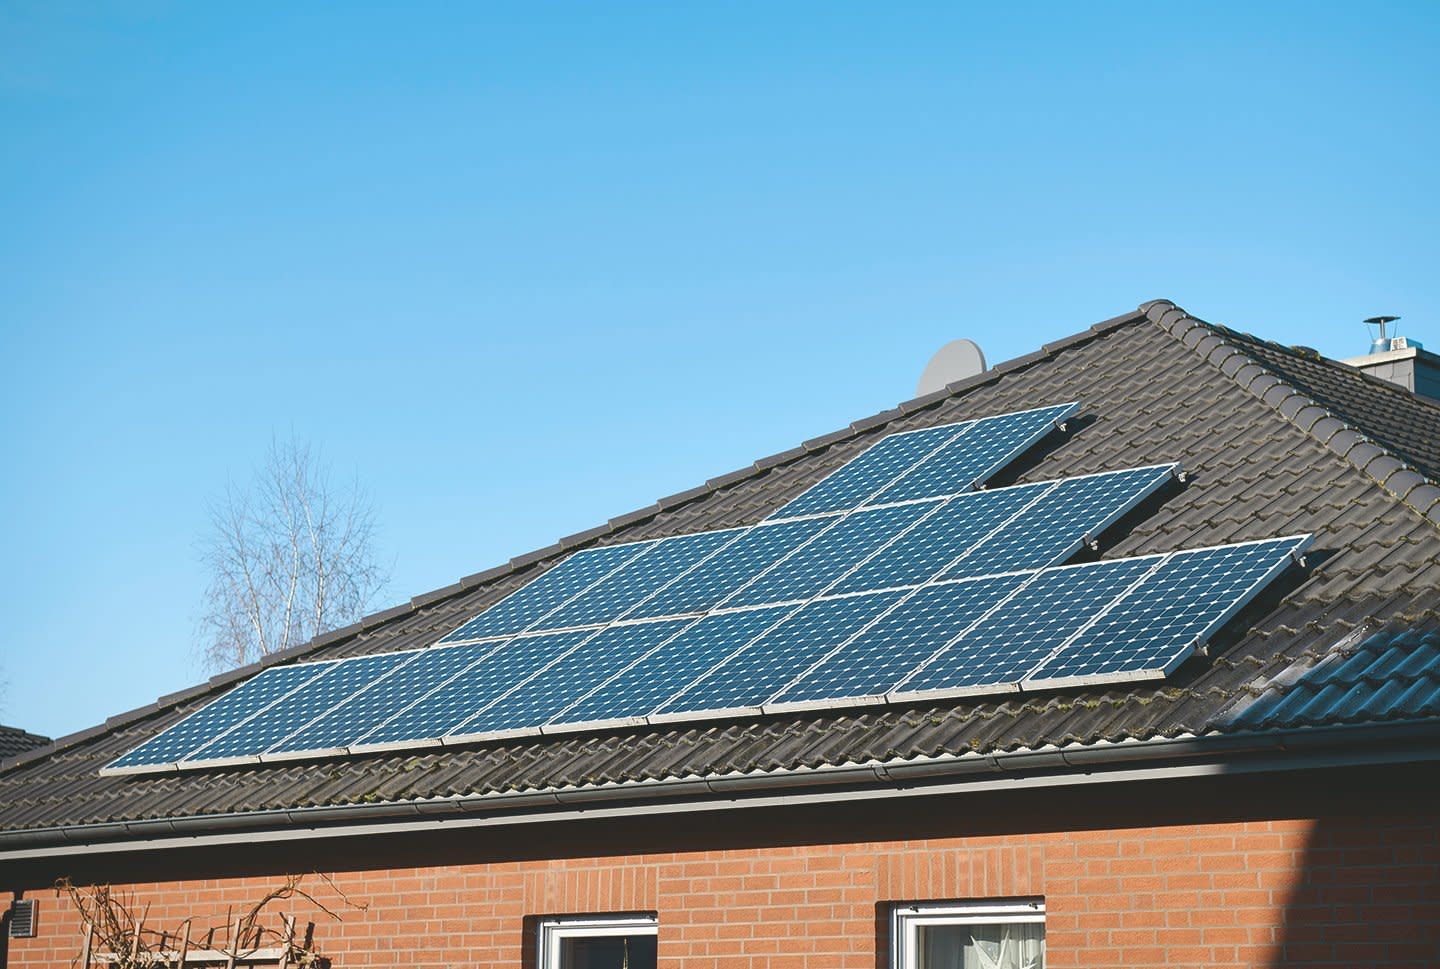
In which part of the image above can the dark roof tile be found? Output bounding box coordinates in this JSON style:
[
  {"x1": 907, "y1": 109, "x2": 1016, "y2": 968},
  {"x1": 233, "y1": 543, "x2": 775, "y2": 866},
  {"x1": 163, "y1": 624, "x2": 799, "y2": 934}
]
[
  {"x1": 459, "y1": 562, "x2": 514, "y2": 588},
  {"x1": 0, "y1": 727, "x2": 49, "y2": 762},
  {"x1": 511, "y1": 543, "x2": 565, "y2": 569},
  {"x1": 558, "y1": 524, "x2": 612, "y2": 548},
  {"x1": 753, "y1": 445, "x2": 807, "y2": 471},
  {"x1": 851, "y1": 408, "x2": 907, "y2": 433}
]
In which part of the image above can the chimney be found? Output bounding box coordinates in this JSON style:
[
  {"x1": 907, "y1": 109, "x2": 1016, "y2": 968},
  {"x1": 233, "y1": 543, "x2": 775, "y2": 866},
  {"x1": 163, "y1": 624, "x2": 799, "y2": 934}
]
[{"x1": 1342, "y1": 316, "x2": 1440, "y2": 403}]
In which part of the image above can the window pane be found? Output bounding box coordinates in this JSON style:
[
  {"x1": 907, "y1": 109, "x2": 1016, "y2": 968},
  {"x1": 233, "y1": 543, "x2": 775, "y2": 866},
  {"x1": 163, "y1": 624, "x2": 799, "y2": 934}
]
[
  {"x1": 919, "y1": 924, "x2": 968, "y2": 969},
  {"x1": 558, "y1": 934, "x2": 658, "y2": 969}
]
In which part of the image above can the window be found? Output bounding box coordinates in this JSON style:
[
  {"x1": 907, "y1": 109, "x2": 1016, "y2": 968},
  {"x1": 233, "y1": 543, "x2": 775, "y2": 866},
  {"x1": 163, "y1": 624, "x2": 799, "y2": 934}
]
[
  {"x1": 891, "y1": 900, "x2": 1045, "y2": 969},
  {"x1": 537, "y1": 915, "x2": 658, "y2": 969}
]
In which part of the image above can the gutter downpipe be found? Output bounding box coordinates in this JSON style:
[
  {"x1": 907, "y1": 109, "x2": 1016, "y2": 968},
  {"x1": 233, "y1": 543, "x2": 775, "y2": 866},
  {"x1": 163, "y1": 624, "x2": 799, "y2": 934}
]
[{"x1": 2, "y1": 721, "x2": 1437, "y2": 862}]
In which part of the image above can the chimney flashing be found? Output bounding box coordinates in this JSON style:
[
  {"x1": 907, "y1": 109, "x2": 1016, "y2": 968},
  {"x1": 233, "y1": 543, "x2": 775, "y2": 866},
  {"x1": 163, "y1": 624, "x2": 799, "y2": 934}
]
[
  {"x1": 1341, "y1": 343, "x2": 1440, "y2": 403},
  {"x1": 1342, "y1": 345, "x2": 1423, "y2": 367}
]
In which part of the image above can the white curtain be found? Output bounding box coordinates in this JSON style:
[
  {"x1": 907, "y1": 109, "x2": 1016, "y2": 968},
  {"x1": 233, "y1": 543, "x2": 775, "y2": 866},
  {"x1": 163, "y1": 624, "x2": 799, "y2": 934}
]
[{"x1": 920, "y1": 923, "x2": 1044, "y2": 969}]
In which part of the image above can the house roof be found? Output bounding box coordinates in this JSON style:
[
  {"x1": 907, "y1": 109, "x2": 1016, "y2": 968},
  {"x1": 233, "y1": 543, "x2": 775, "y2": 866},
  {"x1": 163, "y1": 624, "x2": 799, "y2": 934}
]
[
  {"x1": 3, "y1": 299, "x2": 1440, "y2": 852},
  {"x1": 0, "y1": 726, "x2": 49, "y2": 761}
]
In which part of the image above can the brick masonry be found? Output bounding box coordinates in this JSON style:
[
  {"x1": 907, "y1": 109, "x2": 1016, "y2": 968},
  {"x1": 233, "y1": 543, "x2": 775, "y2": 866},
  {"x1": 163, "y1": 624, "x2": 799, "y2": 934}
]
[{"x1": 4, "y1": 808, "x2": 1436, "y2": 969}]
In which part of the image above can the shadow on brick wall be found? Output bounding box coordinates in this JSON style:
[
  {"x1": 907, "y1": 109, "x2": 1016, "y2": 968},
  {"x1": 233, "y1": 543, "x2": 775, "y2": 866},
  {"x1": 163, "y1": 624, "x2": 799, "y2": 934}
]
[{"x1": 1270, "y1": 813, "x2": 1439, "y2": 968}]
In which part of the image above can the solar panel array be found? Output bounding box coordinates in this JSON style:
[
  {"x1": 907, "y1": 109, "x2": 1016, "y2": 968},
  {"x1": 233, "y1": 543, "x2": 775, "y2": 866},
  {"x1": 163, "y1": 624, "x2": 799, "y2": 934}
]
[{"x1": 106, "y1": 401, "x2": 1312, "y2": 775}]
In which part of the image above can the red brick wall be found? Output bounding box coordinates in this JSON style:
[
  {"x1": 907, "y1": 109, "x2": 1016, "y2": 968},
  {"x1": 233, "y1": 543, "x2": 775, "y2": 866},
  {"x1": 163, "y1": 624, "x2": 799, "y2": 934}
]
[{"x1": 3, "y1": 809, "x2": 1436, "y2": 969}]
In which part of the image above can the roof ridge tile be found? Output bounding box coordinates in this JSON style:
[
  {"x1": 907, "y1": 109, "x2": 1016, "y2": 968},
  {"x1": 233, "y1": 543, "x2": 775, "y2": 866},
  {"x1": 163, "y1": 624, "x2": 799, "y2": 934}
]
[{"x1": 1140, "y1": 299, "x2": 1440, "y2": 531}]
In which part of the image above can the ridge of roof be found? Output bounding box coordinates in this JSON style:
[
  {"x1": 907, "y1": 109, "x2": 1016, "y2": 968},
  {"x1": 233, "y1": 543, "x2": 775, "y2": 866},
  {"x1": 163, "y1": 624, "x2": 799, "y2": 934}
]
[
  {"x1": 1214, "y1": 327, "x2": 1440, "y2": 482},
  {"x1": 0, "y1": 307, "x2": 1150, "y2": 780},
  {"x1": 1226, "y1": 325, "x2": 1440, "y2": 419},
  {"x1": 1140, "y1": 299, "x2": 1440, "y2": 530}
]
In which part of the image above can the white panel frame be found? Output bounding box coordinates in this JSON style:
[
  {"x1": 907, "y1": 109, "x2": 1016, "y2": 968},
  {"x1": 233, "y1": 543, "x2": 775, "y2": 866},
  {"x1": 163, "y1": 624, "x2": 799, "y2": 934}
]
[
  {"x1": 891, "y1": 899, "x2": 1045, "y2": 969},
  {"x1": 537, "y1": 915, "x2": 657, "y2": 969}
]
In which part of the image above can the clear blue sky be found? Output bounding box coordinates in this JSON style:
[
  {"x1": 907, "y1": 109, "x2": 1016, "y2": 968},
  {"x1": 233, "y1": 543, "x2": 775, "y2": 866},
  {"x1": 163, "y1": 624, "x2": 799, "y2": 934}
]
[{"x1": 2, "y1": 2, "x2": 1437, "y2": 739}]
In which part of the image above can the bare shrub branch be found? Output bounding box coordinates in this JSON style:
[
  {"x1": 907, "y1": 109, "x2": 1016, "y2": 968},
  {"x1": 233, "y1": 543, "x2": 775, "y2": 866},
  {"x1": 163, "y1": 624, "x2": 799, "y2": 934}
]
[
  {"x1": 197, "y1": 436, "x2": 388, "y2": 672},
  {"x1": 56, "y1": 874, "x2": 365, "y2": 969}
]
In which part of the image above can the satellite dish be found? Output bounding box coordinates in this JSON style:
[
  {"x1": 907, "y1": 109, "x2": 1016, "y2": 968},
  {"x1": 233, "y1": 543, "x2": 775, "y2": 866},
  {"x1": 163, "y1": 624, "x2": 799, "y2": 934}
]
[{"x1": 916, "y1": 339, "x2": 987, "y2": 397}]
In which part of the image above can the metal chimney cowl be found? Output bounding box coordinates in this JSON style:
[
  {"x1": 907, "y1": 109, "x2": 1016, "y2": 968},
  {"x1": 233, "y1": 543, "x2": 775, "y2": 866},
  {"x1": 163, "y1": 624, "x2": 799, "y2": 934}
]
[{"x1": 1344, "y1": 317, "x2": 1440, "y2": 403}]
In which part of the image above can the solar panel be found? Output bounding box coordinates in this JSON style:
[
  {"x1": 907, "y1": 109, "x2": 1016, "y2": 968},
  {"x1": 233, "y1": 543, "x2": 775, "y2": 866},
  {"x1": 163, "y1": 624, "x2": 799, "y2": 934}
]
[
  {"x1": 551, "y1": 606, "x2": 791, "y2": 727},
  {"x1": 865, "y1": 402, "x2": 1079, "y2": 506},
  {"x1": 269, "y1": 640, "x2": 503, "y2": 755},
  {"x1": 723, "y1": 502, "x2": 936, "y2": 608},
  {"x1": 766, "y1": 422, "x2": 968, "y2": 520},
  {"x1": 184, "y1": 651, "x2": 414, "y2": 764},
  {"x1": 624, "y1": 517, "x2": 835, "y2": 620},
  {"x1": 1026, "y1": 536, "x2": 1310, "y2": 687},
  {"x1": 449, "y1": 619, "x2": 693, "y2": 737},
  {"x1": 774, "y1": 573, "x2": 1031, "y2": 706},
  {"x1": 895, "y1": 557, "x2": 1160, "y2": 696},
  {"x1": 106, "y1": 395, "x2": 1321, "y2": 776},
  {"x1": 533, "y1": 529, "x2": 741, "y2": 630},
  {"x1": 656, "y1": 591, "x2": 905, "y2": 716},
  {"x1": 440, "y1": 541, "x2": 655, "y2": 643},
  {"x1": 831, "y1": 484, "x2": 1050, "y2": 594},
  {"x1": 105, "y1": 663, "x2": 335, "y2": 771},
  {"x1": 356, "y1": 630, "x2": 591, "y2": 747},
  {"x1": 942, "y1": 464, "x2": 1176, "y2": 579}
]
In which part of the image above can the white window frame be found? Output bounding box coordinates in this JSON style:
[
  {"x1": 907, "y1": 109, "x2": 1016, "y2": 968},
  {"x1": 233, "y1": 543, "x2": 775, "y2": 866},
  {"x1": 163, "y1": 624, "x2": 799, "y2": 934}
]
[
  {"x1": 537, "y1": 915, "x2": 658, "y2": 969},
  {"x1": 891, "y1": 899, "x2": 1045, "y2": 968}
]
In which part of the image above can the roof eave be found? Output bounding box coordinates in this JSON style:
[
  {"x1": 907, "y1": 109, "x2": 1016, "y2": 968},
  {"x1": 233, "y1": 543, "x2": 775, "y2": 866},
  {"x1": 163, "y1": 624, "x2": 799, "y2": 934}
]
[{"x1": 3, "y1": 718, "x2": 1436, "y2": 864}]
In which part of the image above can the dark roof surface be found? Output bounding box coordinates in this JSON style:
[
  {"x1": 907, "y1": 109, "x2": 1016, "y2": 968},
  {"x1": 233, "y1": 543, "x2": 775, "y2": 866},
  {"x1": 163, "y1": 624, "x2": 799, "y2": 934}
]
[
  {"x1": 3, "y1": 299, "x2": 1440, "y2": 839},
  {"x1": 0, "y1": 727, "x2": 49, "y2": 761}
]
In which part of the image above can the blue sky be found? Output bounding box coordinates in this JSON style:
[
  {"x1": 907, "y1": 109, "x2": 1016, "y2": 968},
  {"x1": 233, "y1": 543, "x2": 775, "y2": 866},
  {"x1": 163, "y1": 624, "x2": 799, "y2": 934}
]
[{"x1": 2, "y1": 2, "x2": 1437, "y2": 739}]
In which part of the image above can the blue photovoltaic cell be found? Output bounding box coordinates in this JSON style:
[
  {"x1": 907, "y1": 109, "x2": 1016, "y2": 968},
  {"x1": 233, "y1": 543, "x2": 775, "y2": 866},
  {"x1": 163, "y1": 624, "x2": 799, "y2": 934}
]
[
  {"x1": 553, "y1": 606, "x2": 791, "y2": 725},
  {"x1": 360, "y1": 630, "x2": 591, "y2": 745},
  {"x1": 944, "y1": 465, "x2": 1174, "y2": 579},
  {"x1": 899, "y1": 557, "x2": 1159, "y2": 695},
  {"x1": 107, "y1": 663, "x2": 333, "y2": 770},
  {"x1": 271, "y1": 641, "x2": 502, "y2": 753},
  {"x1": 659, "y1": 591, "x2": 904, "y2": 714},
  {"x1": 186, "y1": 651, "x2": 414, "y2": 762},
  {"x1": 866, "y1": 403, "x2": 1076, "y2": 506},
  {"x1": 1029, "y1": 537, "x2": 1307, "y2": 684},
  {"x1": 534, "y1": 530, "x2": 739, "y2": 630},
  {"x1": 626, "y1": 517, "x2": 835, "y2": 619},
  {"x1": 452, "y1": 619, "x2": 692, "y2": 736},
  {"x1": 777, "y1": 573, "x2": 1031, "y2": 704},
  {"x1": 832, "y1": 485, "x2": 1048, "y2": 594},
  {"x1": 725, "y1": 503, "x2": 934, "y2": 608},
  {"x1": 767, "y1": 423, "x2": 967, "y2": 520},
  {"x1": 440, "y1": 541, "x2": 654, "y2": 643}
]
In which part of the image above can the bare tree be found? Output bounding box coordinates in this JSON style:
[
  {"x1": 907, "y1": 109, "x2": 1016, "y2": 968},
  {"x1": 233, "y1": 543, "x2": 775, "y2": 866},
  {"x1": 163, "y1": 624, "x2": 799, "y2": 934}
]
[{"x1": 198, "y1": 436, "x2": 388, "y2": 672}]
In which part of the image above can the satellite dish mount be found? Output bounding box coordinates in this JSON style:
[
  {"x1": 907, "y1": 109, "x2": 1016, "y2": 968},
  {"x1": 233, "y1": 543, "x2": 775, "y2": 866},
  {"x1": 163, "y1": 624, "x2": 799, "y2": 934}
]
[{"x1": 917, "y1": 339, "x2": 987, "y2": 397}]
